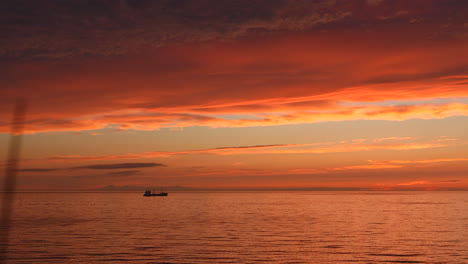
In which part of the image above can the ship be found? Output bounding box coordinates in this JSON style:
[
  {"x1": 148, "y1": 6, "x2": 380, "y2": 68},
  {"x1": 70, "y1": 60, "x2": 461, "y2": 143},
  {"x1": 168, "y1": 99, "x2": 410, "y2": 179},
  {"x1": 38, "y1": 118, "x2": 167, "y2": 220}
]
[{"x1": 143, "y1": 189, "x2": 168, "y2": 196}]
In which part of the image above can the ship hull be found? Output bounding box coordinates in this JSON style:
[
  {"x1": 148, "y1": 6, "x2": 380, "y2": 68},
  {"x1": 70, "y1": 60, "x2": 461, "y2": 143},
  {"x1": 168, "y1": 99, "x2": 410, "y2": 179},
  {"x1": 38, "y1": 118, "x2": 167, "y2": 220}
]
[{"x1": 143, "y1": 193, "x2": 168, "y2": 196}]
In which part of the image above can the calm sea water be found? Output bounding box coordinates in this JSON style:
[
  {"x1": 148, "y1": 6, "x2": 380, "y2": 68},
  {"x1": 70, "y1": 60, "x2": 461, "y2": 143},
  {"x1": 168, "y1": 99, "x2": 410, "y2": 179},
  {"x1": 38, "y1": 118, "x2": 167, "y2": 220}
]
[{"x1": 4, "y1": 191, "x2": 468, "y2": 263}]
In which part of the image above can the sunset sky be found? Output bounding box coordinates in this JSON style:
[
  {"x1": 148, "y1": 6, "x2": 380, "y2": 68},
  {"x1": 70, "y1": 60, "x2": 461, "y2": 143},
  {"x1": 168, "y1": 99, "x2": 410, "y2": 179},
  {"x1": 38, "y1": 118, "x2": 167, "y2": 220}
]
[{"x1": 1, "y1": 0, "x2": 467, "y2": 191}]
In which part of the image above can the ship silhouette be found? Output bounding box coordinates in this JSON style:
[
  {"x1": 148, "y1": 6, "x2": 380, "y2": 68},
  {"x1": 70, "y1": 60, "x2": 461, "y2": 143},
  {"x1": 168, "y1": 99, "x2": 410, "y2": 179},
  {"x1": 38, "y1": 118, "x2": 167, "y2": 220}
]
[{"x1": 143, "y1": 189, "x2": 168, "y2": 196}]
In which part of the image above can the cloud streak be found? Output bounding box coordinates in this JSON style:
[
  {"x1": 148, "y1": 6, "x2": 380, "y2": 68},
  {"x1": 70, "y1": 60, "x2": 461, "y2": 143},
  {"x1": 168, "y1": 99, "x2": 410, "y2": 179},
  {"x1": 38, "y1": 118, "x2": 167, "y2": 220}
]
[
  {"x1": 14, "y1": 138, "x2": 460, "y2": 166},
  {"x1": 369, "y1": 158, "x2": 468, "y2": 165},
  {"x1": 335, "y1": 158, "x2": 468, "y2": 172},
  {"x1": 14, "y1": 163, "x2": 166, "y2": 172},
  {"x1": 16, "y1": 168, "x2": 57, "y2": 172},
  {"x1": 107, "y1": 170, "x2": 140, "y2": 176},
  {"x1": 73, "y1": 163, "x2": 165, "y2": 170},
  {"x1": 2, "y1": 102, "x2": 467, "y2": 133}
]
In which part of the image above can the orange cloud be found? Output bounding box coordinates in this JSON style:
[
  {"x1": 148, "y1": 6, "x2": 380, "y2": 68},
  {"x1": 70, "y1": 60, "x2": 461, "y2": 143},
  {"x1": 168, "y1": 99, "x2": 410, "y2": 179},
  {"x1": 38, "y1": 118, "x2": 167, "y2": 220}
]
[
  {"x1": 2, "y1": 102, "x2": 467, "y2": 134},
  {"x1": 373, "y1": 137, "x2": 414, "y2": 142},
  {"x1": 373, "y1": 179, "x2": 465, "y2": 191},
  {"x1": 2, "y1": 27, "x2": 468, "y2": 133},
  {"x1": 397, "y1": 181, "x2": 430, "y2": 186},
  {"x1": 333, "y1": 164, "x2": 404, "y2": 170},
  {"x1": 13, "y1": 138, "x2": 457, "y2": 166},
  {"x1": 369, "y1": 158, "x2": 468, "y2": 165},
  {"x1": 325, "y1": 157, "x2": 468, "y2": 172}
]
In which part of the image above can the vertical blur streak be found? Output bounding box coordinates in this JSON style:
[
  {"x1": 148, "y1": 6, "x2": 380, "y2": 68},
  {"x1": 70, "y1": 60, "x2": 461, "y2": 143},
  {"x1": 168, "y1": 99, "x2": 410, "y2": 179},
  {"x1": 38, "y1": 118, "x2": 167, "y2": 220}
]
[{"x1": 0, "y1": 99, "x2": 26, "y2": 264}]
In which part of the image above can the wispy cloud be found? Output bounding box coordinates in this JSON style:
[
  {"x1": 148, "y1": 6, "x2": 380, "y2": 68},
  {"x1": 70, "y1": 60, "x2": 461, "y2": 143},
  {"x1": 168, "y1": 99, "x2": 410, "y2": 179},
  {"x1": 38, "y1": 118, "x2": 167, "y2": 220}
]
[
  {"x1": 397, "y1": 181, "x2": 431, "y2": 186},
  {"x1": 14, "y1": 138, "x2": 457, "y2": 166},
  {"x1": 16, "y1": 168, "x2": 58, "y2": 172},
  {"x1": 4, "y1": 102, "x2": 467, "y2": 133},
  {"x1": 396, "y1": 180, "x2": 461, "y2": 186},
  {"x1": 335, "y1": 158, "x2": 468, "y2": 171},
  {"x1": 73, "y1": 163, "x2": 165, "y2": 170},
  {"x1": 369, "y1": 158, "x2": 468, "y2": 165},
  {"x1": 434, "y1": 180, "x2": 461, "y2": 183},
  {"x1": 333, "y1": 164, "x2": 404, "y2": 170},
  {"x1": 107, "y1": 170, "x2": 140, "y2": 176},
  {"x1": 14, "y1": 163, "x2": 166, "y2": 173},
  {"x1": 72, "y1": 170, "x2": 142, "y2": 179},
  {"x1": 373, "y1": 137, "x2": 414, "y2": 142},
  {"x1": 372, "y1": 178, "x2": 465, "y2": 190}
]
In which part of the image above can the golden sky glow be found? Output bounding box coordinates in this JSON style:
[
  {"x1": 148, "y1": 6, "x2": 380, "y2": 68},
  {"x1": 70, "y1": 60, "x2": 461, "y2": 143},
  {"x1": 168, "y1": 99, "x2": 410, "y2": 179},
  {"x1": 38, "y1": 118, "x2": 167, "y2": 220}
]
[{"x1": 1, "y1": 0, "x2": 467, "y2": 191}]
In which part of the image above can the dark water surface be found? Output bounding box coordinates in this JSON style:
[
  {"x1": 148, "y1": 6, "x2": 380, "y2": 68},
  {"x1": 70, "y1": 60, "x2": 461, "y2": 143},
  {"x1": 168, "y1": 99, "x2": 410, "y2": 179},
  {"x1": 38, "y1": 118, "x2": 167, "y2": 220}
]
[{"x1": 5, "y1": 191, "x2": 468, "y2": 263}]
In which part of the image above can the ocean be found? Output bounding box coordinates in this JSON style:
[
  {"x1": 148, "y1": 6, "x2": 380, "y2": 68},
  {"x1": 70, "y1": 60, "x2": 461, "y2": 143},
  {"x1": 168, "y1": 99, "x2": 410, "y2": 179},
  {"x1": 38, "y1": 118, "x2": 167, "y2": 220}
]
[{"x1": 4, "y1": 191, "x2": 468, "y2": 263}]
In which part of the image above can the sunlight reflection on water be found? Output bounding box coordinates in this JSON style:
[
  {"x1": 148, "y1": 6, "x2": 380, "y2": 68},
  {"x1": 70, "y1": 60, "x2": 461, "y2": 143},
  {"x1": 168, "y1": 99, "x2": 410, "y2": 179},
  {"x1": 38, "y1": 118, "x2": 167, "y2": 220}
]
[{"x1": 6, "y1": 191, "x2": 468, "y2": 263}]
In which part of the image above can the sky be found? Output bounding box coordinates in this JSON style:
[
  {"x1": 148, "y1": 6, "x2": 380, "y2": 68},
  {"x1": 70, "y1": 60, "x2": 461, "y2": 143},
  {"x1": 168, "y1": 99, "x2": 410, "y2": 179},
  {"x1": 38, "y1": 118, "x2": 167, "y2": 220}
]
[{"x1": 1, "y1": 0, "x2": 468, "y2": 191}]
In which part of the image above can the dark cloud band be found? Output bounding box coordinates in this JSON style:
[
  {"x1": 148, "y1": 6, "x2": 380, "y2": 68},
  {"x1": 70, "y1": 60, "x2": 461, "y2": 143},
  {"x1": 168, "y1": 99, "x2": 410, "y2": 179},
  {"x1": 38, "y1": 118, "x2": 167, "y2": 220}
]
[{"x1": 74, "y1": 163, "x2": 166, "y2": 170}]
